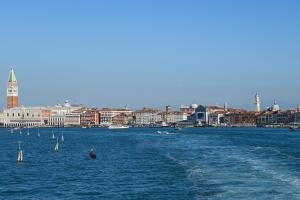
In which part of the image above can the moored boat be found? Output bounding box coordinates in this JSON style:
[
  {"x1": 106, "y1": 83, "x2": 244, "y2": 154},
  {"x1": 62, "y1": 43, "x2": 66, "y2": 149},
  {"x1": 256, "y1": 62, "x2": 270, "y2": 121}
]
[
  {"x1": 288, "y1": 126, "x2": 297, "y2": 132},
  {"x1": 108, "y1": 125, "x2": 129, "y2": 129}
]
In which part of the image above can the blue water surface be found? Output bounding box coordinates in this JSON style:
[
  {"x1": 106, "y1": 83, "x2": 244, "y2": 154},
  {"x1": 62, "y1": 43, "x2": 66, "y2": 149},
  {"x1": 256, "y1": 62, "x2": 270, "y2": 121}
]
[{"x1": 1, "y1": 128, "x2": 300, "y2": 200}]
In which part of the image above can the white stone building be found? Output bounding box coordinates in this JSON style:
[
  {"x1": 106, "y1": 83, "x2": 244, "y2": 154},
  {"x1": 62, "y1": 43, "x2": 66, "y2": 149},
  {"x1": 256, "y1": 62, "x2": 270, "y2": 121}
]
[
  {"x1": 48, "y1": 114, "x2": 65, "y2": 127},
  {"x1": 2, "y1": 106, "x2": 46, "y2": 127},
  {"x1": 165, "y1": 112, "x2": 188, "y2": 124},
  {"x1": 135, "y1": 108, "x2": 162, "y2": 125},
  {"x1": 64, "y1": 112, "x2": 81, "y2": 126},
  {"x1": 47, "y1": 100, "x2": 84, "y2": 127}
]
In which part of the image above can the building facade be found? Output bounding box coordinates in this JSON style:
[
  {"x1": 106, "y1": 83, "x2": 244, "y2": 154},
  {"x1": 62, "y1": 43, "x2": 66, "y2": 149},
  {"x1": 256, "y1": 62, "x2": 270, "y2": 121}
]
[
  {"x1": 64, "y1": 112, "x2": 81, "y2": 127},
  {"x1": 195, "y1": 105, "x2": 226, "y2": 126},
  {"x1": 3, "y1": 106, "x2": 45, "y2": 127},
  {"x1": 80, "y1": 110, "x2": 100, "y2": 126},
  {"x1": 257, "y1": 110, "x2": 295, "y2": 127},
  {"x1": 134, "y1": 108, "x2": 162, "y2": 125},
  {"x1": 98, "y1": 108, "x2": 133, "y2": 125},
  {"x1": 179, "y1": 104, "x2": 197, "y2": 115},
  {"x1": 47, "y1": 101, "x2": 84, "y2": 127},
  {"x1": 224, "y1": 111, "x2": 257, "y2": 127},
  {"x1": 163, "y1": 112, "x2": 188, "y2": 124},
  {"x1": 112, "y1": 113, "x2": 133, "y2": 125}
]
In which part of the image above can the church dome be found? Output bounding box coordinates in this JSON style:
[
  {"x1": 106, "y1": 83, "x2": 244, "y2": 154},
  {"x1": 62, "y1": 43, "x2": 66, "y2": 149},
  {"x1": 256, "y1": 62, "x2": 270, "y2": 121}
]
[
  {"x1": 191, "y1": 104, "x2": 198, "y2": 109},
  {"x1": 271, "y1": 100, "x2": 280, "y2": 112}
]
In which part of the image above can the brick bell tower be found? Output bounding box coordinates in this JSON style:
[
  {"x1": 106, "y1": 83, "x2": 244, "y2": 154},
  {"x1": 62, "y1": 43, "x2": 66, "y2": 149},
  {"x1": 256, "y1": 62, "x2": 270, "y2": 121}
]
[{"x1": 7, "y1": 67, "x2": 19, "y2": 109}]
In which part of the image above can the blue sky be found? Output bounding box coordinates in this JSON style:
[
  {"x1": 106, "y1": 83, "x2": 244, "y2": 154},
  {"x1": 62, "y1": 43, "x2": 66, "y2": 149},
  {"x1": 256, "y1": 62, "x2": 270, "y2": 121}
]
[{"x1": 0, "y1": 0, "x2": 299, "y2": 110}]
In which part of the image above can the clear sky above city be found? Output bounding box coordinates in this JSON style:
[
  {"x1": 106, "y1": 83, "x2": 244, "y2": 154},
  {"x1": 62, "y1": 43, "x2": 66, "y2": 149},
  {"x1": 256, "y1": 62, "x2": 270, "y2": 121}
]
[{"x1": 0, "y1": 0, "x2": 299, "y2": 110}]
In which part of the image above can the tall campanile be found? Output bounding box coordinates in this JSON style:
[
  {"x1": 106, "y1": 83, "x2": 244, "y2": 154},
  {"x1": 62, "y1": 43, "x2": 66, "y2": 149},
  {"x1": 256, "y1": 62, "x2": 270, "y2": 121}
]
[
  {"x1": 254, "y1": 92, "x2": 261, "y2": 112},
  {"x1": 7, "y1": 67, "x2": 19, "y2": 109}
]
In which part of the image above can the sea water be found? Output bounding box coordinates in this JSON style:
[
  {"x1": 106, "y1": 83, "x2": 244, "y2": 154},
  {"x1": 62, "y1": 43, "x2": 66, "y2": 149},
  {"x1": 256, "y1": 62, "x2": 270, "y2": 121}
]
[{"x1": 1, "y1": 128, "x2": 300, "y2": 199}]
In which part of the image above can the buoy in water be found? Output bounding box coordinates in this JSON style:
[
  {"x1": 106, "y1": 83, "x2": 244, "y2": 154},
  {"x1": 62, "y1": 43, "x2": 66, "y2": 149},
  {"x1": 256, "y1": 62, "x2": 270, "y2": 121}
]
[{"x1": 89, "y1": 149, "x2": 96, "y2": 159}]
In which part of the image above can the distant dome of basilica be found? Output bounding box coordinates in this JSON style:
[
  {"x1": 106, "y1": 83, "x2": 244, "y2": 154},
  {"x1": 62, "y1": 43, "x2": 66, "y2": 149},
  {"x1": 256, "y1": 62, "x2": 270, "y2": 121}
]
[
  {"x1": 271, "y1": 100, "x2": 280, "y2": 112},
  {"x1": 191, "y1": 104, "x2": 198, "y2": 109}
]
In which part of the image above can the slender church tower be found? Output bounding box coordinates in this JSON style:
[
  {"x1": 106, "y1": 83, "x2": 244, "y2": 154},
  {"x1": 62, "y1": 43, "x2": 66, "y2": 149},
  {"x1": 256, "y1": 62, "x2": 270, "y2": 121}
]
[
  {"x1": 7, "y1": 67, "x2": 19, "y2": 109},
  {"x1": 254, "y1": 92, "x2": 261, "y2": 112}
]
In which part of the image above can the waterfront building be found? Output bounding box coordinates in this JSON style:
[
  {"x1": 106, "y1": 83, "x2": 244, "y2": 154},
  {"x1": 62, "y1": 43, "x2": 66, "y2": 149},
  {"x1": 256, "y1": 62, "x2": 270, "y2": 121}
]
[
  {"x1": 47, "y1": 100, "x2": 84, "y2": 127},
  {"x1": 161, "y1": 106, "x2": 188, "y2": 124},
  {"x1": 257, "y1": 110, "x2": 295, "y2": 127},
  {"x1": 112, "y1": 113, "x2": 133, "y2": 125},
  {"x1": 294, "y1": 112, "x2": 300, "y2": 125},
  {"x1": 166, "y1": 105, "x2": 173, "y2": 113},
  {"x1": 48, "y1": 114, "x2": 65, "y2": 127},
  {"x1": 257, "y1": 110, "x2": 277, "y2": 126},
  {"x1": 134, "y1": 108, "x2": 162, "y2": 125},
  {"x1": 276, "y1": 110, "x2": 294, "y2": 125},
  {"x1": 208, "y1": 112, "x2": 225, "y2": 126},
  {"x1": 7, "y1": 68, "x2": 19, "y2": 109},
  {"x1": 195, "y1": 105, "x2": 226, "y2": 126},
  {"x1": 179, "y1": 104, "x2": 197, "y2": 115},
  {"x1": 64, "y1": 111, "x2": 81, "y2": 127},
  {"x1": 2, "y1": 106, "x2": 47, "y2": 127},
  {"x1": 164, "y1": 112, "x2": 187, "y2": 124},
  {"x1": 80, "y1": 109, "x2": 100, "y2": 127},
  {"x1": 98, "y1": 108, "x2": 133, "y2": 126},
  {"x1": 0, "y1": 112, "x2": 4, "y2": 126},
  {"x1": 224, "y1": 111, "x2": 257, "y2": 127},
  {"x1": 195, "y1": 105, "x2": 210, "y2": 126}
]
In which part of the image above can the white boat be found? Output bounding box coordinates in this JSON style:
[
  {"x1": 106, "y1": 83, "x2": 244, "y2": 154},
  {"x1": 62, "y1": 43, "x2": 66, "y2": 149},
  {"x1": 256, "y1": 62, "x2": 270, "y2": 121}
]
[
  {"x1": 27, "y1": 129, "x2": 30, "y2": 136},
  {"x1": 17, "y1": 142, "x2": 23, "y2": 163},
  {"x1": 108, "y1": 125, "x2": 129, "y2": 129},
  {"x1": 52, "y1": 130, "x2": 55, "y2": 139},
  {"x1": 161, "y1": 122, "x2": 169, "y2": 127},
  {"x1": 54, "y1": 138, "x2": 59, "y2": 152},
  {"x1": 61, "y1": 132, "x2": 64, "y2": 143}
]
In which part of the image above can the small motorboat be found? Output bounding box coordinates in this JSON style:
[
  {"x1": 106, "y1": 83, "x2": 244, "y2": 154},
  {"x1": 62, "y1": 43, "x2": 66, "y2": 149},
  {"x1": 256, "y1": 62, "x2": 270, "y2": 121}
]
[
  {"x1": 175, "y1": 126, "x2": 182, "y2": 131},
  {"x1": 108, "y1": 125, "x2": 129, "y2": 129},
  {"x1": 89, "y1": 149, "x2": 96, "y2": 159},
  {"x1": 289, "y1": 126, "x2": 297, "y2": 132}
]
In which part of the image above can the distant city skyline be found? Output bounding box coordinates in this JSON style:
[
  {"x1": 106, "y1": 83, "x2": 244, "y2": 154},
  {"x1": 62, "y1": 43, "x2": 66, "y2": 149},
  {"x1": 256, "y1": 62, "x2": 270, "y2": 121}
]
[{"x1": 0, "y1": 1, "x2": 299, "y2": 110}]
